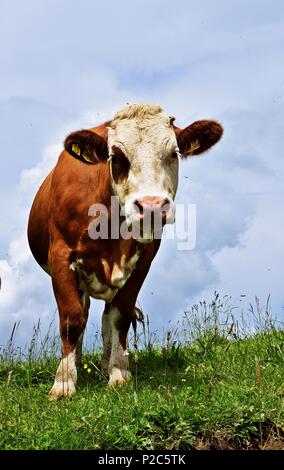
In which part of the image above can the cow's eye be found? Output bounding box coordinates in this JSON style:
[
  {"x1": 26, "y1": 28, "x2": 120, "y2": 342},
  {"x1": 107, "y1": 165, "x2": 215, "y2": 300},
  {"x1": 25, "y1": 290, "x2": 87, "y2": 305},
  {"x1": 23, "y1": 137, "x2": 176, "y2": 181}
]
[
  {"x1": 110, "y1": 153, "x2": 130, "y2": 169},
  {"x1": 111, "y1": 155, "x2": 120, "y2": 166},
  {"x1": 110, "y1": 148, "x2": 130, "y2": 183}
]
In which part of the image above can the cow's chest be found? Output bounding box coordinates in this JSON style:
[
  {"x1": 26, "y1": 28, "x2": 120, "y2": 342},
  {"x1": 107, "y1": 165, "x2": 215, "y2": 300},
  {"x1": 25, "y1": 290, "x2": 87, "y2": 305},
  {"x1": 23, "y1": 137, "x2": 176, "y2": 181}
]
[{"x1": 70, "y1": 251, "x2": 140, "y2": 302}]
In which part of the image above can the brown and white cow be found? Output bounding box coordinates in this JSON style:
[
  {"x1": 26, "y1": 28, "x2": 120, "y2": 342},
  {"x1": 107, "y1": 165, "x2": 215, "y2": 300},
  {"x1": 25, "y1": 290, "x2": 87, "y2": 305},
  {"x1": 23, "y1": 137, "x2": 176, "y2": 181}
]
[{"x1": 27, "y1": 104, "x2": 223, "y2": 399}]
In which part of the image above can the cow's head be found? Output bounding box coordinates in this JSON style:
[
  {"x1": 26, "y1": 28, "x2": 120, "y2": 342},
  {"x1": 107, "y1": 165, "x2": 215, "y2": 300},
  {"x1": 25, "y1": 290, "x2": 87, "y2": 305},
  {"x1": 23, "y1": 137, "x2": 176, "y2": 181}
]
[{"x1": 65, "y1": 104, "x2": 223, "y2": 243}]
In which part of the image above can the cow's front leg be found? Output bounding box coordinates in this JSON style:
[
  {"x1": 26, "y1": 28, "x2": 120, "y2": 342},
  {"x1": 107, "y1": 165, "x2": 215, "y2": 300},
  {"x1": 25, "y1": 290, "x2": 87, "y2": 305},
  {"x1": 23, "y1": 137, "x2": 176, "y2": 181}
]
[
  {"x1": 48, "y1": 250, "x2": 87, "y2": 400},
  {"x1": 106, "y1": 306, "x2": 131, "y2": 387}
]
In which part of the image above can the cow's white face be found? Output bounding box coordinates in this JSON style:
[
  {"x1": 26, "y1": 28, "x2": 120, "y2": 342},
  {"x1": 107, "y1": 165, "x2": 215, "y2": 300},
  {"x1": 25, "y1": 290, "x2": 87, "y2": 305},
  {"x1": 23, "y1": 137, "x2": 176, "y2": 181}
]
[{"x1": 107, "y1": 105, "x2": 179, "y2": 243}]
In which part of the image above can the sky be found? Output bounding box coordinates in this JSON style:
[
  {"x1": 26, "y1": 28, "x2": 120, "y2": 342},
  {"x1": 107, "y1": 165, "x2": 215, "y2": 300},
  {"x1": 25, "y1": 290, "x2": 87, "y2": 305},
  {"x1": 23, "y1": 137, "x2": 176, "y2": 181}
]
[{"x1": 0, "y1": 0, "x2": 284, "y2": 348}]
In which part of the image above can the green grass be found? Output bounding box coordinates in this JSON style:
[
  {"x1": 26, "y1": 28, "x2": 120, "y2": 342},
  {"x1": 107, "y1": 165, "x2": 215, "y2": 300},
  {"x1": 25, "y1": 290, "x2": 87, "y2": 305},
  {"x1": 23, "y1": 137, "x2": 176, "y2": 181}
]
[{"x1": 0, "y1": 295, "x2": 284, "y2": 450}]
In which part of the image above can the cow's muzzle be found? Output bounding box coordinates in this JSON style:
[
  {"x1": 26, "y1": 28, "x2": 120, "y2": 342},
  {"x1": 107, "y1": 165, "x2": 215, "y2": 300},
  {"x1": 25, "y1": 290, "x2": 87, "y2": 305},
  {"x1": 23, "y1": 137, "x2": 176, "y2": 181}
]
[
  {"x1": 134, "y1": 196, "x2": 170, "y2": 224},
  {"x1": 125, "y1": 195, "x2": 175, "y2": 243}
]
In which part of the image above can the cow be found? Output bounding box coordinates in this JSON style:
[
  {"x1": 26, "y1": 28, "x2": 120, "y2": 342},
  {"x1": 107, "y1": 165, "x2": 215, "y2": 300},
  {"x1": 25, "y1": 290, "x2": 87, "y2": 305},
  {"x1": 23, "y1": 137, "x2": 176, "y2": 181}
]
[{"x1": 27, "y1": 103, "x2": 223, "y2": 399}]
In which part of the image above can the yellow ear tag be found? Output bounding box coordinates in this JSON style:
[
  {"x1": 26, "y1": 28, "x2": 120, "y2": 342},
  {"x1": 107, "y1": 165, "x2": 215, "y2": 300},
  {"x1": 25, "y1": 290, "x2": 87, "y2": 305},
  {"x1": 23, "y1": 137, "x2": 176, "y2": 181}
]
[{"x1": 71, "y1": 143, "x2": 81, "y2": 157}]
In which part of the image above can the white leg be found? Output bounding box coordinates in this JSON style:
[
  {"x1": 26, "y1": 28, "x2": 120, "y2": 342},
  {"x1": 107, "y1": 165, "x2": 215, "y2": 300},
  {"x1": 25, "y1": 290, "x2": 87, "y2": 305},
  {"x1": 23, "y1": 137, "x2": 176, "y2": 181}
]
[
  {"x1": 49, "y1": 350, "x2": 77, "y2": 400},
  {"x1": 108, "y1": 306, "x2": 131, "y2": 387}
]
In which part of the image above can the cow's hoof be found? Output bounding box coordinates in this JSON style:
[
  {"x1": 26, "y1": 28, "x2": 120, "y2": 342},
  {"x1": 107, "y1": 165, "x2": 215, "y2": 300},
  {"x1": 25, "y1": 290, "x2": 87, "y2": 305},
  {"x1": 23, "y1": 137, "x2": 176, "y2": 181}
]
[
  {"x1": 48, "y1": 381, "x2": 76, "y2": 400},
  {"x1": 108, "y1": 367, "x2": 131, "y2": 387}
]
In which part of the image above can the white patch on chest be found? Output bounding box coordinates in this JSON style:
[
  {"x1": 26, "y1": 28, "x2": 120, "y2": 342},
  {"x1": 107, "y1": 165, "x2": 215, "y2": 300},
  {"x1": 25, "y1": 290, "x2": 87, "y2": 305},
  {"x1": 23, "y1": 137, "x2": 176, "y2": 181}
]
[
  {"x1": 69, "y1": 252, "x2": 140, "y2": 302},
  {"x1": 110, "y1": 252, "x2": 140, "y2": 288}
]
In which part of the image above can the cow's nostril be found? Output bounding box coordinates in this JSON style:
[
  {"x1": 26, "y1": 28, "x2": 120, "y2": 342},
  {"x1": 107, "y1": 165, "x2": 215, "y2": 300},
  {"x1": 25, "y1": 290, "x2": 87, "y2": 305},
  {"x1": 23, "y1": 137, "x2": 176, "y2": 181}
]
[
  {"x1": 134, "y1": 200, "x2": 144, "y2": 215},
  {"x1": 162, "y1": 197, "x2": 170, "y2": 208}
]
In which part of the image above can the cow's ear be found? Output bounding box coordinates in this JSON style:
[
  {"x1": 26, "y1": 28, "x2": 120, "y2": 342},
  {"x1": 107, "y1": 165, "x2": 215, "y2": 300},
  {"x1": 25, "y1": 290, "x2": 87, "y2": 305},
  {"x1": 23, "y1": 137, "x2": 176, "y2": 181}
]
[
  {"x1": 174, "y1": 120, "x2": 223, "y2": 158},
  {"x1": 64, "y1": 130, "x2": 108, "y2": 163}
]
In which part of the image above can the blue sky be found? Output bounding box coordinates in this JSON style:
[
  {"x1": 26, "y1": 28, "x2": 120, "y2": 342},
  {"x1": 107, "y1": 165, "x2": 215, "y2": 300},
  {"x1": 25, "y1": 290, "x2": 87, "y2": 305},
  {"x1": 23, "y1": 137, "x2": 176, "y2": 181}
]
[{"x1": 0, "y1": 0, "x2": 284, "y2": 347}]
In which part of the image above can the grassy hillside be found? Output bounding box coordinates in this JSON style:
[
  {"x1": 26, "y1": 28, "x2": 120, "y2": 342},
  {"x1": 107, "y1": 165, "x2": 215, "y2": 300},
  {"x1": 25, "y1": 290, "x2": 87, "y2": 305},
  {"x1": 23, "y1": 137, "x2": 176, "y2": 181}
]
[{"x1": 0, "y1": 296, "x2": 283, "y2": 450}]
